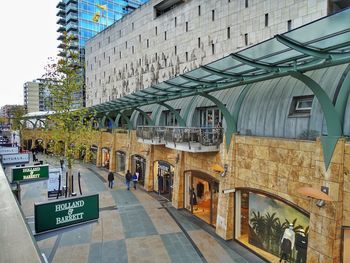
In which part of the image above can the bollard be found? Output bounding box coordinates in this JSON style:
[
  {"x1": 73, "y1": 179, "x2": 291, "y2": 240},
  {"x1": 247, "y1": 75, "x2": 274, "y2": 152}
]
[
  {"x1": 16, "y1": 182, "x2": 21, "y2": 205},
  {"x1": 78, "y1": 171, "x2": 82, "y2": 195}
]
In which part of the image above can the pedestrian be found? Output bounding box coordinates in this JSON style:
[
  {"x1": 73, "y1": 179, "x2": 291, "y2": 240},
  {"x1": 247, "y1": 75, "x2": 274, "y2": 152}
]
[
  {"x1": 125, "y1": 170, "x2": 132, "y2": 190},
  {"x1": 60, "y1": 159, "x2": 64, "y2": 170},
  {"x1": 107, "y1": 171, "x2": 114, "y2": 189},
  {"x1": 132, "y1": 172, "x2": 138, "y2": 190},
  {"x1": 32, "y1": 148, "x2": 37, "y2": 162}
]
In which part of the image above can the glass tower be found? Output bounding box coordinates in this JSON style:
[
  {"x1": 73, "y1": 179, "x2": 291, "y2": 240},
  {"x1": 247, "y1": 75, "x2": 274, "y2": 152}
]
[{"x1": 57, "y1": 0, "x2": 148, "y2": 59}]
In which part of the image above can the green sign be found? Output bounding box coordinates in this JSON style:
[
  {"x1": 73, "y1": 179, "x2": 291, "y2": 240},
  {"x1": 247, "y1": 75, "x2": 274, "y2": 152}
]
[
  {"x1": 12, "y1": 165, "x2": 49, "y2": 182},
  {"x1": 34, "y1": 194, "x2": 99, "y2": 233}
]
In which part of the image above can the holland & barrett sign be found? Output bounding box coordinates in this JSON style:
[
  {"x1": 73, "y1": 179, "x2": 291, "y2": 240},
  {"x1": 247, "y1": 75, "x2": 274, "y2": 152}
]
[
  {"x1": 34, "y1": 194, "x2": 99, "y2": 233},
  {"x1": 12, "y1": 165, "x2": 49, "y2": 182}
]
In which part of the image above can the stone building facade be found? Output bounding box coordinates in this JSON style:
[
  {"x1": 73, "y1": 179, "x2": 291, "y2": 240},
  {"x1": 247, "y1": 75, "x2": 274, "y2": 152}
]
[{"x1": 85, "y1": 0, "x2": 329, "y2": 106}]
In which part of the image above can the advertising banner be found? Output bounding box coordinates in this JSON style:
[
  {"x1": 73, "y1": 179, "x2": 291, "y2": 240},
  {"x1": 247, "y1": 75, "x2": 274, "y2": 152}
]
[
  {"x1": 48, "y1": 168, "x2": 61, "y2": 197},
  {"x1": 34, "y1": 194, "x2": 99, "y2": 233},
  {"x1": 12, "y1": 165, "x2": 49, "y2": 182},
  {"x1": 1, "y1": 153, "x2": 30, "y2": 165},
  {"x1": 0, "y1": 147, "x2": 19, "y2": 155}
]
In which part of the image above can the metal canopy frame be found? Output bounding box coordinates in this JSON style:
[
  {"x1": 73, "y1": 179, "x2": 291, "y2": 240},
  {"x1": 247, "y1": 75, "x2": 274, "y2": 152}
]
[{"x1": 91, "y1": 9, "x2": 350, "y2": 114}]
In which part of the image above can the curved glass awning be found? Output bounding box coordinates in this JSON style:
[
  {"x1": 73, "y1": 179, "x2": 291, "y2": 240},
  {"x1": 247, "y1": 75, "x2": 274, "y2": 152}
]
[{"x1": 89, "y1": 8, "x2": 350, "y2": 113}]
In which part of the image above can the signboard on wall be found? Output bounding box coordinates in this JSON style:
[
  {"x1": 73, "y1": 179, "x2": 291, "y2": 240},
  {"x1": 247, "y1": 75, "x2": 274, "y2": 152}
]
[
  {"x1": 12, "y1": 165, "x2": 49, "y2": 182},
  {"x1": 1, "y1": 153, "x2": 30, "y2": 165},
  {"x1": 34, "y1": 194, "x2": 99, "y2": 233},
  {"x1": 48, "y1": 168, "x2": 61, "y2": 197},
  {"x1": 0, "y1": 147, "x2": 19, "y2": 155}
]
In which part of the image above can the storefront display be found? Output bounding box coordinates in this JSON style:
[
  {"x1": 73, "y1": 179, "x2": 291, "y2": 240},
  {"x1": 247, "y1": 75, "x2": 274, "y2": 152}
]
[
  {"x1": 131, "y1": 155, "x2": 146, "y2": 186},
  {"x1": 102, "y1": 148, "x2": 110, "y2": 169},
  {"x1": 116, "y1": 151, "x2": 126, "y2": 173},
  {"x1": 235, "y1": 190, "x2": 309, "y2": 262},
  {"x1": 153, "y1": 161, "x2": 174, "y2": 201},
  {"x1": 343, "y1": 227, "x2": 350, "y2": 263},
  {"x1": 184, "y1": 171, "x2": 219, "y2": 226}
]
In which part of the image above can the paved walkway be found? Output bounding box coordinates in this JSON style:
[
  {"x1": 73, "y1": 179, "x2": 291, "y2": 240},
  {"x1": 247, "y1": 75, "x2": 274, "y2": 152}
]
[{"x1": 9, "y1": 154, "x2": 265, "y2": 263}]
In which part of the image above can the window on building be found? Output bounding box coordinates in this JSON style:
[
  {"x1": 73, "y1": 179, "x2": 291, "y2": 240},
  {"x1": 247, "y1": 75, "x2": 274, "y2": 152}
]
[
  {"x1": 198, "y1": 37, "x2": 201, "y2": 48},
  {"x1": 103, "y1": 52, "x2": 105, "y2": 59},
  {"x1": 155, "y1": 26, "x2": 158, "y2": 35},
  {"x1": 119, "y1": 30, "x2": 122, "y2": 37},
  {"x1": 198, "y1": 5, "x2": 201, "y2": 16},
  {"x1": 265, "y1": 13, "x2": 269, "y2": 27},
  {"x1": 227, "y1": 27, "x2": 231, "y2": 39},
  {"x1": 288, "y1": 20, "x2": 292, "y2": 31},
  {"x1": 244, "y1": 33, "x2": 248, "y2": 46},
  {"x1": 132, "y1": 46, "x2": 134, "y2": 54},
  {"x1": 108, "y1": 36, "x2": 110, "y2": 44},
  {"x1": 104, "y1": 71, "x2": 106, "y2": 78},
  {"x1": 245, "y1": 0, "x2": 248, "y2": 8},
  {"x1": 114, "y1": 47, "x2": 116, "y2": 54},
  {"x1": 119, "y1": 51, "x2": 122, "y2": 59},
  {"x1": 212, "y1": 43, "x2": 215, "y2": 54},
  {"x1": 108, "y1": 56, "x2": 110, "y2": 63},
  {"x1": 175, "y1": 17, "x2": 177, "y2": 27},
  {"x1": 186, "y1": 21, "x2": 188, "y2": 32},
  {"x1": 155, "y1": 52, "x2": 158, "y2": 60},
  {"x1": 125, "y1": 41, "x2": 127, "y2": 49},
  {"x1": 132, "y1": 22, "x2": 134, "y2": 30},
  {"x1": 147, "y1": 39, "x2": 149, "y2": 48},
  {"x1": 175, "y1": 46, "x2": 177, "y2": 55},
  {"x1": 90, "y1": 47, "x2": 92, "y2": 53},
  {"x1": 212, "y1": 10, "x2": 215, "y2": 21},
  {"x1": 164, "y1": 31, "x2": 167, "y2": 40},
  {"x1": 289, "y1": 95, "x2": 314, "y2": 117},
  {"x1": 99, "y1": 60, "x2": 101, "y2": 67},
  {"x1": 185, "y1": 52, "x2": 188, "y2": 61},
  {"x1": 114, "y1": 67, "x2": 116, "y2": 74},
  {"x1": 99, "y1": 42, "x2": 101, "y2": 48},
  {"x1": 139, "y1": 34, "x2": 141, "y2": 42}
]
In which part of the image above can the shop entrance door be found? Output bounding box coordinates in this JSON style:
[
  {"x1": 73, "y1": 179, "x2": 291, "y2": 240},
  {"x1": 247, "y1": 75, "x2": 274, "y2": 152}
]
[
  {"x1": 154, "y1": 161, "x2": 174, "y2": 201},
  {"x1": 185, "y1": 172, "x2": 219, "y2": 226}
]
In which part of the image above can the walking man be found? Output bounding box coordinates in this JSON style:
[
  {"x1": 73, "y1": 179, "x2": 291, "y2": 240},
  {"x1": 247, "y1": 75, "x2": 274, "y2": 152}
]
[
  {"x1": 108, "y1": 171, "x2": 114, "y2": 189},
  {"x1": 125, "y1": 170, "x2": 132, "y2": 190}
]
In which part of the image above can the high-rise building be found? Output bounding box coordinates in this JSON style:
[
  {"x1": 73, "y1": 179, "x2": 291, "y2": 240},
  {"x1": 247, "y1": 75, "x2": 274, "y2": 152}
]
[
  {"x1": 56, "y1": 0, "x2": 148, "y2": 106},
  {"x1": 23, "y1": 80, "x2": 51, "y2": 113},
  {"x1": 56, "y1": 0, "x2": 148, "y2": 60}
]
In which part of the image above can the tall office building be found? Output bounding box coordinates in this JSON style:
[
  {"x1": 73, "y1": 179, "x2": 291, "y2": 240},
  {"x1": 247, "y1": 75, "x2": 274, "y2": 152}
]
[
  {"x1": 56, "y1": 0, "x2": 148, "y2": 106},
  {"x1": 56, "y1": 0, "x2": 148, "y2": 59}
]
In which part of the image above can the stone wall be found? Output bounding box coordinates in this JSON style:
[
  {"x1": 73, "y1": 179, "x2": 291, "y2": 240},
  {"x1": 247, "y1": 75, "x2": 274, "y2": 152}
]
[
  {"x1": 85, "y1": 0, "x2": 328, "y2": 106},
  {"x1": 22, "y1": 129, "x2": 348, "y2": 262}
]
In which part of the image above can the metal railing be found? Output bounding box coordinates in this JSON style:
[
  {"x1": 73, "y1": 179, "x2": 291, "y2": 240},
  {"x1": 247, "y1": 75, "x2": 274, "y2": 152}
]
[{"x1": 137, "y1": 126, "x2": 223, "y2": 148}]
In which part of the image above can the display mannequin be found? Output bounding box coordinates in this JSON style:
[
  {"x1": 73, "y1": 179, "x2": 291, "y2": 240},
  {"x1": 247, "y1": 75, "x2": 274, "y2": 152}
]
[
  {"x1": 295, "y1": 229, "x2": 307, "y2": 263},
  {"x1": 279, "y1": 224, "x2": 295, "y2": 263}
]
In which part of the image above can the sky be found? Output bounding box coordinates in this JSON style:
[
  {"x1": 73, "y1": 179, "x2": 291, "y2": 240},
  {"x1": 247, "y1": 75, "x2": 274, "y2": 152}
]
[{"x1": 0, "y1": 1, "x2": 58, "y2": 108}]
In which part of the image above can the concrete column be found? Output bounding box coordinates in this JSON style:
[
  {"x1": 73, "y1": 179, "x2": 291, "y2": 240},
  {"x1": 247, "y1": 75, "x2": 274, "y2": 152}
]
[
  {"x1": 110, "y1": 147, "x2": 116, "y2": 172},
  {"x1": 172, "y1": 151, "x2": 185, "y2": 209}
]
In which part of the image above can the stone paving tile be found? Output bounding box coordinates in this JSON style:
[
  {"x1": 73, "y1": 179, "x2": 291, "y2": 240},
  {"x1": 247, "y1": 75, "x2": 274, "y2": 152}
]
[
  {"x1": 160, "y1": 233, "x2": 202, "y2": 263},
  {"x1": 120, "y1": 205, "x2": 158, "y2": 239},
  {"x1": 188, "y1": 229, "x2": 246, "y2": 263},
  {"x1": 144, "y1": 207, "x2": 181, "y2": 235},
  {"x1": 59, "y1": 223, "x2": 92, "y2": 247},
  {"x1": 88, "y1": 240, "x2": 128, "y2": 263},
  {"x1": 166, "y1": 207, "x2": 201, "y2": 231},
  {"x1": 53, "y1": 244, "x2": 90, "y2": 263},
  {"x1": 133, "y1": 190, "x2": 161, "y2": 208},
  {"x1": 110, "y1": 189, "x2": 140, "y2": 208},
  {"x1": 126, "y1": 235, "x2": 171, "y2": 263},
  {"x1": 98, "y1": 191, "x2": 116, "y2": 209},
  {"x1": 99, "y1": 211, "x2": 124, "y2": 242}
]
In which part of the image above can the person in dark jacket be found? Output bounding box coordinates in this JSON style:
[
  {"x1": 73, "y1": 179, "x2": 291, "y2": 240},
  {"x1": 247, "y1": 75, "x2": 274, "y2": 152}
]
[
  {"x1": 295, "y1": 229, "x2": 308, "y2": 263},
  {"x1": 108, "y1": 171, "x2": 114, "y2": 189},
  {"x1": 132, "y1": 172, "x2": 138, "y2": 190},
  {"x1": 125, "y1": 170, "x2": 132, "y2": 190}
]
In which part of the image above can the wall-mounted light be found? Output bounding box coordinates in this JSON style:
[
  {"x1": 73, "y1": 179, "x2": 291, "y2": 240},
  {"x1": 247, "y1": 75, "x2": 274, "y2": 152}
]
[
  {"x1": 211, "y1": 163, "x2": 228, "y2": 177},
  {"x1": 297, "y1": 186, "x2": 332, "y2": 208}
]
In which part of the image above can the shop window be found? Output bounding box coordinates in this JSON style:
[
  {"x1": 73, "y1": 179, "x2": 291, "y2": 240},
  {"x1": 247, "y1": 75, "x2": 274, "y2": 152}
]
[
  {"x1": 164, "y1": 110, "x2": 180, "y2": 126},
  {"x1": 342, "y1": 227, "x2": 350, "y2": 262},
  {"x1": 154, "y1": 161, "x2": 174, "y2": 201},
  {"x1": 198, "y1": 107, "x2": 223, "y2": 128},
  {"x1": 289, "y1": 95, "x2": 314, "y2": 117},
  {"x1": 116, "y1": 151, "x2": 126, "y2": 173},
  {"x1": 235, "y1": 190, "x2": 310, "y2": 262}
]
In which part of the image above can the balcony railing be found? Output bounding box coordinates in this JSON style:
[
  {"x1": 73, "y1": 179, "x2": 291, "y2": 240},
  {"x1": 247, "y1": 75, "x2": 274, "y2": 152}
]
[{"x1": 136, "y1": 126, "x2": 223, "y2": 152}]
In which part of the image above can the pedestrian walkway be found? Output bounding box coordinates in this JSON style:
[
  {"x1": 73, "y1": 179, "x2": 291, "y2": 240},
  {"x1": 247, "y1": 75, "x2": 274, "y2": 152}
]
[{"x1": 12, "y1": 154, "x2": 264, "y2": 263}]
